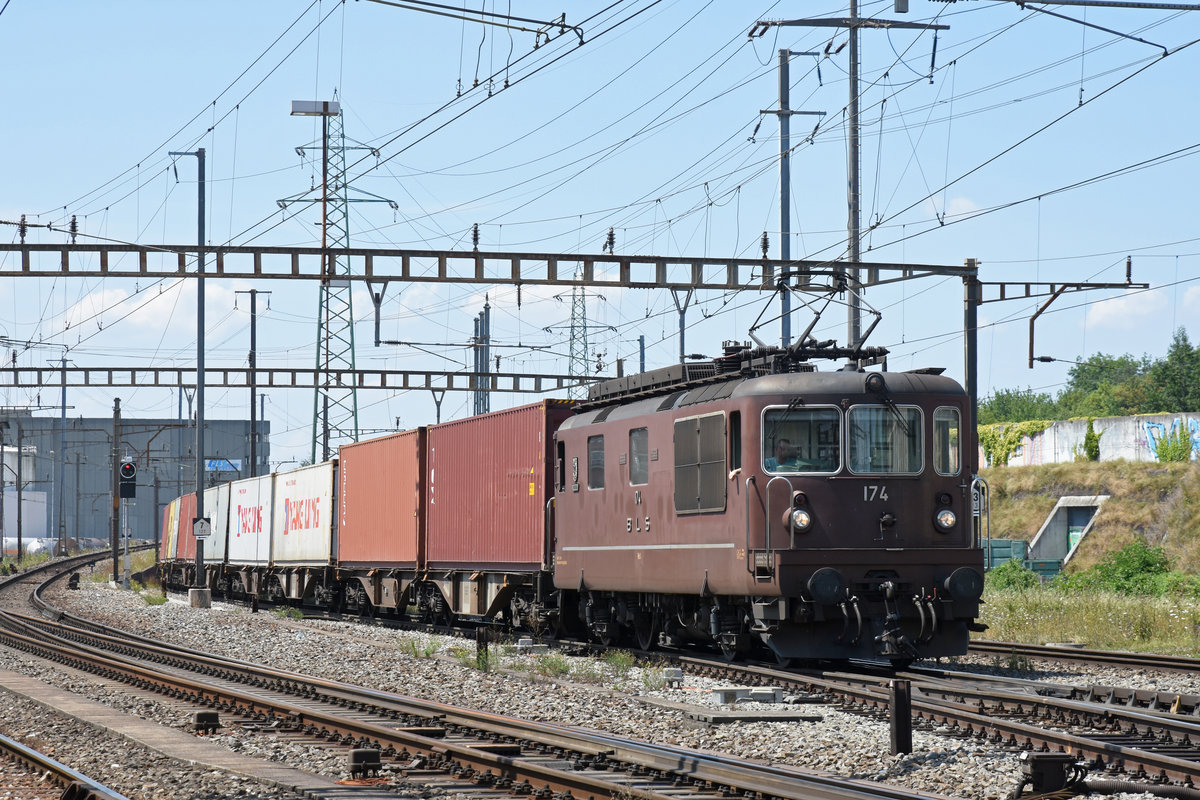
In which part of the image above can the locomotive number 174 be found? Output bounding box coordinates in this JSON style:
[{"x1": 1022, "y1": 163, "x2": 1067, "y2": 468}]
[{"x1": 863, "y1": 485, "x2": 889, "y2": 501}]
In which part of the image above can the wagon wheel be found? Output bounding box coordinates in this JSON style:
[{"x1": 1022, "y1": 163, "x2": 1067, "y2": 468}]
[
  {"x1": 633, "y1": 612, "x2": 659, "y2": 652},
  {"x1": 552, "y1": 593, "x2": 581, "y2": 640},
  {"x1": 719, "y1": 639, "x2": 743, "y2": 663},
  {"x1": 594, "y1": 623, "x2": 621, "y2": 648}
]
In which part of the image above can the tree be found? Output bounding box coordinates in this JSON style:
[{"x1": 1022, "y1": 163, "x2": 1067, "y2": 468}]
[
  {"x1": 1150, "y1": 328, "x2": 1200, "y2": 412},
  {"x1": 1064, "y1": 352, "x2": 1148, "y2": 396},
  {"x1": 978, "y1": 388, "x2": 1058, "y2": 425}
]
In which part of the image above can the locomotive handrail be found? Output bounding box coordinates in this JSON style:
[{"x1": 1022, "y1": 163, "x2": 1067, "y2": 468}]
[
  {"x1": 970, "y1": 475, "x2": 991, "y2": 560},
  {"x1": 544, "y1": 497, "x2": 555, "y2": 573},
  {"x1": 753, "y1": 475, "x2": 794, "y2": 577},
  {"x1": 744, "y1": 476, "x2": 755, "y2": 575}
]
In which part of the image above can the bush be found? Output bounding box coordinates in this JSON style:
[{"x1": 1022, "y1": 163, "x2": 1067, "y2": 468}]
[
  {"x1": 986, "y1": 558, "x2": 1040, "y2": 591},
  {"x1": 1156, "y1": 427, "x2": 1194, "y2": 463},
  {"x1": 1057, "y1": 539, "x2": 1185, "y2": 596},
  {"x1": 1083, "y1": 419, "x2": 1102, "y2": 462}
]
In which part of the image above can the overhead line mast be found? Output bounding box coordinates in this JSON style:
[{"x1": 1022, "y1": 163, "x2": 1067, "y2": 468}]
[{"x1": 751, "y1": 4, "x2": 948, "y2": 352}]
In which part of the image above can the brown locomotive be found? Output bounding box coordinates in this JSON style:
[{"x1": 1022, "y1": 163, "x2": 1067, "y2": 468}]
[{"x1": 553, "y1": 342, "x2": 986, "y2": 664}]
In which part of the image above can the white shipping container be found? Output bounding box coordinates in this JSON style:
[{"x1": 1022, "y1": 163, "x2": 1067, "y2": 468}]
[
  {"x1": 202, "y1": 484, "x2": 230, "y2": 563},
  {"x1": 227, "y1": 474, "x2": 273, "y2": 565},
  {"x1": 271, "y1": 461, "x2": 334, "y2": 565}
]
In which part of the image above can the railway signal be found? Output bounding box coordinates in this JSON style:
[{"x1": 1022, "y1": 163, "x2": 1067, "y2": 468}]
[{"x1": 118, "y1": 459, "x2": 136, "y2": 499}]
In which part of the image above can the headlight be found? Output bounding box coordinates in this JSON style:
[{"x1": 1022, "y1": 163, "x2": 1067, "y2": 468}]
[
  {"x1": 791, "y1": 508, "x2": 813, "y2": 531},
  {"x1": 934, "y1": 508, "x2": 957, "y2": 531}
]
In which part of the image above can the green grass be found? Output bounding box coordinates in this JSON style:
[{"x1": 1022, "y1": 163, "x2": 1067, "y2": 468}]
[
  {"x1": 602, "y1": 649, "x2": 635, "y2": 676},
  {"x1": 400, "y1": 637, "x2": 440, "y2": 659},
  {"x1": 532, "y1": 652, "x2": 573, "y2": 677},
  {"x1": 980, "y1": 587, "x2": 1200, "y2": 656}
]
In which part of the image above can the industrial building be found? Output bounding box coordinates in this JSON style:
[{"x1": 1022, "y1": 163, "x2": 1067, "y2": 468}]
[{"x1": 0, "y1": 412, "x2": 268, "y2": 557}]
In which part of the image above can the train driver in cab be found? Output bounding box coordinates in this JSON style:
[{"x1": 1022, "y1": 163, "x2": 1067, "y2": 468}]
[{"x1": 764, "y1": 438, "x2": 799, "y2": 472}]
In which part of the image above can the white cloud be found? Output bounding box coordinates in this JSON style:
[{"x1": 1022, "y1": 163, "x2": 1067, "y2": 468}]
[
  {"x1": 1082, "y1": 288, "x2": 1166, "y2": 332},
  {"x1": 923, "y1": 195, "x2": 980, "y2": 222}
]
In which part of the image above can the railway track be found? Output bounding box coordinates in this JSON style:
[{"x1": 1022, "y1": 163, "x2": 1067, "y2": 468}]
[
  {"x1": 0, "y1": 556, "x2": 959, "y2": 800},
  {"x1": 0, "y1": 729, "x2": 132, "y2": 800},
  {"x1": 11, "y1": 552, "x2": 1200, "y2": 797},
  {"x1": 181, "y1": 574, "x2": 1200, "y2": 790},
  {"x1": 969, "y1": 638, "x2": 1200, "y2": 674},
  {"x1": 675, "y1": 655, "x2": 1200, "y2": 788}
]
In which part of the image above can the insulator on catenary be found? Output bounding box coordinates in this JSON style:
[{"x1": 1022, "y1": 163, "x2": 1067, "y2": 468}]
[{"x1": 761, "y1": 231, "x2": 770, "y2": 259}]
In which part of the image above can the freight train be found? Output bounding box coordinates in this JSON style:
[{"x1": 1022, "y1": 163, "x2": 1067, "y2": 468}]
[{"x1": 159, "y1": 342, "x2": 987, "y2": 664}]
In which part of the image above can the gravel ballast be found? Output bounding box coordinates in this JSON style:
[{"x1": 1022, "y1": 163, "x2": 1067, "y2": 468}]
[{"x1": 2, "y1": 578, "x2": 1195, "y2": 800}]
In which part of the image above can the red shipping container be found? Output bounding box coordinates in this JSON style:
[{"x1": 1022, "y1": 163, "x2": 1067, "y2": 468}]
[
  {"x1": 175, "y1": 493, "x2": 198, "y2": 561},
  {"x1": 425, "y1": 400, "x2": 573, "y2": 569},
  {"x1": 337, "y1": 428, "x2": 425, "y2": 567}
]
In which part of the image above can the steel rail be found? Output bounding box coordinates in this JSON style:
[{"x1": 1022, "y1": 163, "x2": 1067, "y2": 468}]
[
  {"x1": 969, "y1": 640, "x2": 1200, "y2": 673},
  {"x1": 0, "y1": 615, "x2": 677, "y2": 800},
  {"x1": 7, "y1": 613, "x2": 954, "y2": 800},
  {"x1": 0, "y1": 606, "x2": 955, "y2": 800},
  {"x1": 0, "y1": 730, "x2": 133, "y2": 800},
  {"x1": 905, "y1": 666, "x2": 1200, "y2": 721},
  {"x1": 677, "y1": 657, "x2": 1200, "y2": 787}
]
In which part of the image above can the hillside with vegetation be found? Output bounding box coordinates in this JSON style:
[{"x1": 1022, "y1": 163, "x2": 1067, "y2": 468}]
[
  {"x1": 977, "y1": 327, "x2": 1200, "y2": 574},
  {"x1": 982, "y1": 461, "x2": 1200, "y2": 573}
]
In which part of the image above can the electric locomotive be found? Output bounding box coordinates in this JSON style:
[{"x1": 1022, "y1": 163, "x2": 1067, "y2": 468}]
[{"x1": 552, "y1": 341, "x2": 986, "y2": 664}]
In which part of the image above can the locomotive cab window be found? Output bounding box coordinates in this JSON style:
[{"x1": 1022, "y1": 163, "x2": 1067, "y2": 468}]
[
  {"x1": 933, "y1": 407, "x2": 961, "y2": 476},
  {"x1": 587, "y1": 435, "x2": 605, "y2": 489},
  {"x1": 847, "y1": 405, "x2": 923, "y2": 475},
  {"x1": 761, "y1": 406, "x2": 840, "y2": 474},
  {"x1": 629, "y1": 427, "x2": 649, "y2": 486},
  {"x1": 674, "y1": 413, "x2": 726, "y2": 514}
]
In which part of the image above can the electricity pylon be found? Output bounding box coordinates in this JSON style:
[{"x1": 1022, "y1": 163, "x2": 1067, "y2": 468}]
[{"x1": 281, "y1": 97, "x2": 396, "y2": 462}]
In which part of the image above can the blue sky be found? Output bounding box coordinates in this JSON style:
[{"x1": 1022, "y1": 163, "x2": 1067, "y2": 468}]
[{"x1": 2, "y1": 0, "x2": 1198, "y2": 467}]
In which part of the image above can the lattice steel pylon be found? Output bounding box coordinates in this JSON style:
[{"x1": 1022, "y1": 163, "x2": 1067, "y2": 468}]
[
  {"x1": 282, "y1": 98, "x2": 396, "y2": 462},
  {"x1": 313, "y1": 106, "x2": 357, "y2": 463},
  {"x1": 567, "y1": 276, "x2": 589, "y2": 400}
]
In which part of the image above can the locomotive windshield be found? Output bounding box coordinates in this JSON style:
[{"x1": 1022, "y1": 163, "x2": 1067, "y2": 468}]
[
  {"x1": 847, "y1": 406, "x2": 923, "y2": 474},
  {"x1": 761, "y1": 407, "x2": 840, "y2": 474}
]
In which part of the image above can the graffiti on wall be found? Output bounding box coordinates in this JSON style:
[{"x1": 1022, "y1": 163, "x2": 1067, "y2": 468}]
[{"x1": 1142, "y1": 418, "x2": 1200, "y2": 461}]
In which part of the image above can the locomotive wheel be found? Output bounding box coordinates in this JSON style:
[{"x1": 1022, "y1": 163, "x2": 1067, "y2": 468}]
[
  {"x1": 719, "y1": 641, "x2": 742, "y2": 662},
  {"x1": 633, "y1": 613, "x2": 659, "y2": 652},
  {"x1": 595, "y1": 625, "x2": 620, "y2": 647}
]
